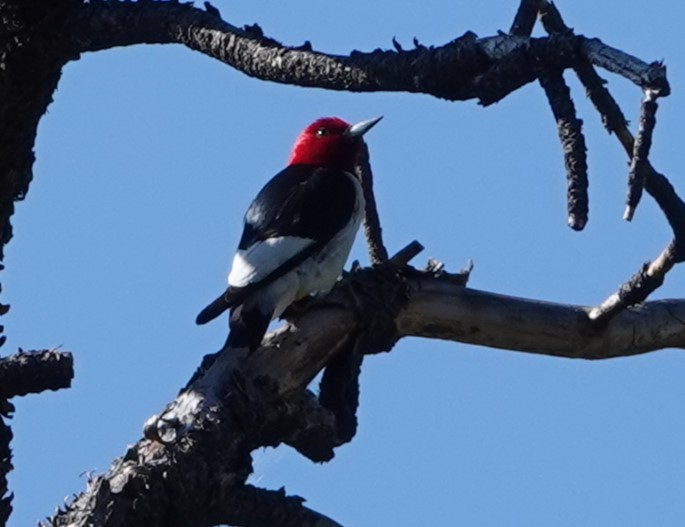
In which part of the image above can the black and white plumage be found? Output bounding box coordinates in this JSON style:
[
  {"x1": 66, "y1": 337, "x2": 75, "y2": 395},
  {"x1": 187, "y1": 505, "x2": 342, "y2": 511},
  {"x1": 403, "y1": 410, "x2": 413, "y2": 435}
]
[{"x1": 196, "y1": 116, "x2": 382, "y2": 352}]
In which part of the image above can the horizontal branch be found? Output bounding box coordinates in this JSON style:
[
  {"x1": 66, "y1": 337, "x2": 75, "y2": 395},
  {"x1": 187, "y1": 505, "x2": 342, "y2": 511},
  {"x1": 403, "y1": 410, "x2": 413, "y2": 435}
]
[
  {"x1": 397, "y1": 277, "x2": 685, "y2": 358},
  {"x1": 60, "y1": 1, "x2": 663, "y2": 105}
]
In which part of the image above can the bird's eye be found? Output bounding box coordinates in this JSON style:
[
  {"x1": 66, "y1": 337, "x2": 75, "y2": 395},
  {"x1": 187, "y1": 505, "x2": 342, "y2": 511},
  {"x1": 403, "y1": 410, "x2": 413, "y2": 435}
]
[{"x1": 316, "y1": 127, "x2": 329, "y2": 137}]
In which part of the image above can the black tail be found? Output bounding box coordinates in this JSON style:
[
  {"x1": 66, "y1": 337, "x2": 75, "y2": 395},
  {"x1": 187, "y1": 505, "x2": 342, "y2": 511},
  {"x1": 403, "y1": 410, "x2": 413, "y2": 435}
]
[
  {"x1": 196, "y1": 289, "x2": 236, "y2": 325},
  {"x1": 225, "y1": 304, "x2": 272, "y2": 352}
]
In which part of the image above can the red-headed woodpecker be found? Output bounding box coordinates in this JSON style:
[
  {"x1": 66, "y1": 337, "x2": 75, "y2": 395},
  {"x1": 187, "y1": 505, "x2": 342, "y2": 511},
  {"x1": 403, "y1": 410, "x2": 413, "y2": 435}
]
[{"x1": 196, "y1": 116, "x2": 383, "y2": 351}]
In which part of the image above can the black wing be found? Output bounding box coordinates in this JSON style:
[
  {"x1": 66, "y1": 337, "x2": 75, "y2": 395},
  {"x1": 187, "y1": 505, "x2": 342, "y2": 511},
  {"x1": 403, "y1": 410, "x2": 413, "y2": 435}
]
[
  {"x1": 196, "y1": 165, "x2": 358, "y2": 325},
  {"x1": 238, "y1": 164, "x2": 357, "y2": 250}
]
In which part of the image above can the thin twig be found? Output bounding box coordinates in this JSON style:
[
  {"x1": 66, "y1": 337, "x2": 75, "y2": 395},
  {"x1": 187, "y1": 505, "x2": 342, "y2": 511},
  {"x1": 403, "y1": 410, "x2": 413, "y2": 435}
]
[
  {"x1": 356, "y1": 142, "x2": 389, "y2": 264},
  {"x1": 0, "y1": 413, "x2": 12, "y2": 526}
]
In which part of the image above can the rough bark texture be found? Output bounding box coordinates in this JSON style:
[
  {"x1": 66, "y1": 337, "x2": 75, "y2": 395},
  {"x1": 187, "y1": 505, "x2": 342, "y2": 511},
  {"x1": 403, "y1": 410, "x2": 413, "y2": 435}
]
[
  {"x1": 538, "y1": 70, "x2": 589, "y2": 230},
  {"x1": 0, "y1": 349, "x2": 73, "y2": 398},
  {"x1": 1, "y1": 1, "x2": 684, "y2": 526}
]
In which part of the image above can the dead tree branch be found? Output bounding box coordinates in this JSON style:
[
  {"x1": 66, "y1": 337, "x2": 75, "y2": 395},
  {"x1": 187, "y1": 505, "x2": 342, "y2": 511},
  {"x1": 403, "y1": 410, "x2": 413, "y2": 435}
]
[{"x1": 538, "y1": 70, "x2": 589, "y2": 230}]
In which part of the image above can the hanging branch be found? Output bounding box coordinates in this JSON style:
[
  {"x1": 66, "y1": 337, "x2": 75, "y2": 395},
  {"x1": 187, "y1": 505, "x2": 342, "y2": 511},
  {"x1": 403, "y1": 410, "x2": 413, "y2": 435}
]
[
  {"x1": 318, "y1": 340, "x2": 364, "y2": 445},
  {"x1": 538, "y1": 70, "x2": 589, "y2": 230}
]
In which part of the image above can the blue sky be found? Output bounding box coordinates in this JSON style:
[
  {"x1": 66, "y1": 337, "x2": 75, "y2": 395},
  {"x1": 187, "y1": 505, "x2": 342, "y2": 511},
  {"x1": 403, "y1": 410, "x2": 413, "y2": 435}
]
[{"x1": 5, "y1": 1, "x2": 685, "y2": 525}]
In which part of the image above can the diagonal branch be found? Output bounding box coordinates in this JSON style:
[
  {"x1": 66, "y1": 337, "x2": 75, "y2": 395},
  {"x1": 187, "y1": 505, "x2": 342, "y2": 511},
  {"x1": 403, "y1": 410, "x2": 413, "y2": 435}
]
[{"x1": 47, "y1": 255, "x2": 685, "y2": 526}]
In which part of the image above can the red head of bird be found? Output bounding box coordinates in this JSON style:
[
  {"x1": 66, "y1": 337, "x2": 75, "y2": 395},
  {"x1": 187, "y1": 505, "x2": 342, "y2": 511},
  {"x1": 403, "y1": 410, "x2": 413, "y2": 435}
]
[{"x1": 288, "y1": 116, "x2": 383, "y2": 172}]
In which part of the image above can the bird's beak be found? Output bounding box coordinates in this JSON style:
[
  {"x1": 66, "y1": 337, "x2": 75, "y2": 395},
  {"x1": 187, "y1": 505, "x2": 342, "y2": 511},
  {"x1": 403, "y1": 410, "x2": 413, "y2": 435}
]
[{"x1": 345, "y1": 116, "x2": 383, "y2": 138}]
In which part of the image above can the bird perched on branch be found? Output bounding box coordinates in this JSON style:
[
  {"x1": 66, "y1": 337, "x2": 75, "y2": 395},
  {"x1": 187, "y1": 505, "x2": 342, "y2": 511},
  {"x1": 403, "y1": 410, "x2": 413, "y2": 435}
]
[{"x1": 196, "y1": 116, "x2": 383, "y2": 352}]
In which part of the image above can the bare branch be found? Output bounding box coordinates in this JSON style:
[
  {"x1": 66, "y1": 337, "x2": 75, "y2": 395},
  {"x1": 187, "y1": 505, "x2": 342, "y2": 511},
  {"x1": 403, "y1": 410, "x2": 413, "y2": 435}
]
[{"x1": 396, "y1": 274, "x2": 685, "y2": 358}]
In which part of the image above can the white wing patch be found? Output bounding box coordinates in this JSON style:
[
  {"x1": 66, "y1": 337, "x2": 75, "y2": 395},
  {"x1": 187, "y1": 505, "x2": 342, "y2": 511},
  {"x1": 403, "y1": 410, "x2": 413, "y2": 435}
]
[{"x1": 228, "y1": 236, "x2": 315, "y2": 288}]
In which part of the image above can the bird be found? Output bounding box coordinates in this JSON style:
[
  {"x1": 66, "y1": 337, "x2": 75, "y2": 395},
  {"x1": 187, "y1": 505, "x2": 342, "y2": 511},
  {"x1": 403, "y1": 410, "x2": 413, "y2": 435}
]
[{"x1": 196, "y1": 116, "x2": 383, "y2": 352}]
